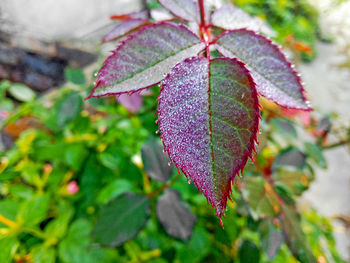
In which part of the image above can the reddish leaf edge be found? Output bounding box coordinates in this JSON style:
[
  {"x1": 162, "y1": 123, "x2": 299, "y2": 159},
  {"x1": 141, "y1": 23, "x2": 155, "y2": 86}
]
[
  {"x1": 213, "y1": 28, "x2": 312, "y2": 111},
  {"x1": 156, "y1": 56, "x2": 261, "y2": 225},
  {"x1": 101, "y1": 19, "x2": 150, "y2": 44},
  {"x1": 85, "y1": 21, "x2": 204, "y2": 101},
  {"x1": 110, "y1": 10, "x2": 149, "y2": 21}
]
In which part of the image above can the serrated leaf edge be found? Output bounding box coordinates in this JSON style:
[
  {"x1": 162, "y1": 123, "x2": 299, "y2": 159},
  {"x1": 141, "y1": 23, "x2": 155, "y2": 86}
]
[{"x1": 214, "y1": 28, "x2": 312, "y2": 111}]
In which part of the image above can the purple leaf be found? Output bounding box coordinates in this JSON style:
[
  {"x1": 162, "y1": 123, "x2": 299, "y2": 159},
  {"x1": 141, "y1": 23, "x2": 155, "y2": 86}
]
[
  {"x1": 117, "y1": 93, "x2": 143, "y2": 113},
  {"x1": 87, "y1": 22, "x2": 205, "y2": 99},
  {"x1": 102, "y1": 19, "x2": 148, "y2": 43},
  {"x1": 211, "y1": 4, "x2": 273, "y2": 36},
  {"x1": 215, "y1": 29, "x2": 311, "y2": 110},
  {"x1": 158, "y1": 57, "x2": 260, "y2": 220},
  {"x1": 159, "y1": 0, "x2": 200, "y2": 22}
]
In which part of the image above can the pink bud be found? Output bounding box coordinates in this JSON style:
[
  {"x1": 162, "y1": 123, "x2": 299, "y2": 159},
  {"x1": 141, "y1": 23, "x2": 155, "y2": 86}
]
[{"x1": 67, "y1": 181, "x2": 79, "y2": 194}]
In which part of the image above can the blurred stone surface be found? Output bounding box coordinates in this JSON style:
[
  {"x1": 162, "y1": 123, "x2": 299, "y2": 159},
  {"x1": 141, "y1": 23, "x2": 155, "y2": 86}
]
[
  {"x1": 300, "y1": 42, "x2": 350, "y2": 261},
  {"x1": 0, "y1": 0, "x2": 143, "y2": 42}
]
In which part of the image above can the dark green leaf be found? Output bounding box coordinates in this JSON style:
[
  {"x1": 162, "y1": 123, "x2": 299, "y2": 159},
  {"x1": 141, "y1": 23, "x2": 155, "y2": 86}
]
[
  {"x1": 56, "y1": 91, "x2": 83, "y2": 127},
  {"x1": 272, "y1": 148, "x2": 306, "y2": 172},
  {"x1": 97, "y1": 179, "x2": 134, "y2": 204},
  {"x1": 238, "y1": 240, "x2": 260, "y2": 263},
  {"x1": 156, "y1": 189, "x2": 196, "y2": 240},
  {"x1": 142, "y1": 136, "x2": 174, "y2": 183},
  {"x1": 259, "y1": 220, "x2": 283, "y2": 259},
  {"x1": 280, "y1": 206, "x2": 317, "y2": 263},
  {"x1": 92, "y1": 193, "x2": 150, "y2": 247}
]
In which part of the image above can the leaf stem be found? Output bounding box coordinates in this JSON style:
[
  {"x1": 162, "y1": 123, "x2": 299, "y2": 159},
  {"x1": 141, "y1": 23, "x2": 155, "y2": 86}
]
[{"x1": 147, "y1": 174, "x2": 181, "y2": 199}]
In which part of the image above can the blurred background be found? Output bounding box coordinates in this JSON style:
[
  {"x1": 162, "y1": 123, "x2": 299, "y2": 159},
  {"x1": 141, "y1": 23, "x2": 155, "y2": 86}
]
[{"x1": 0, "y1": 0, "x2": 349, "y2": 262}]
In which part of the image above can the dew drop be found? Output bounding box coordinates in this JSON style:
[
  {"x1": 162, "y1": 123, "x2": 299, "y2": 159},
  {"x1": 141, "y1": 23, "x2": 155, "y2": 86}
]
[
  {"x1": 241, "y1": 93, "x2": 245, "y2": 99},
  {"x1": 167, "y1": 162, "x2": 171, "y2": 166},
  {"x1": 94, "y1": 72, "x2": 98, "y2": 77},
  {"x1": 155, "y1": 130, "x2": 160, "y2": 134}
]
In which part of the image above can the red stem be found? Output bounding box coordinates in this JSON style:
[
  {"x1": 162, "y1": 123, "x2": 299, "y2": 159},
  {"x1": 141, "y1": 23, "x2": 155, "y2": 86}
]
[{"x1": 198, "y1": 0, "x2": 206, "y2": 28}]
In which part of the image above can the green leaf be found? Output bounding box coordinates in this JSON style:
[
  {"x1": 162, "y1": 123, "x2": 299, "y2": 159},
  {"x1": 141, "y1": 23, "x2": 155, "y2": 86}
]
[
  {"x1": 92, "y1": 193, "x2": 150, "y2": 247},
  {"x1": 17, "y1": 194, "x2": 50, "y2": 226},
  {"x1": 96, "y1": 179, "x2": 134, "y2": 204},
  {"x1": 270, "y1": 118, "x2": 297, "y2": 138},
  {"x1": 45, "y1": 202, "x2": 74, "y2": 240},
  {"x1": 174, "y1": 226, "x2": 210, "y2": 263},
  {"x1": 273, "y1": 167, "x2": 310, "y2": 196},
  {"x1": 56, "y1": 91, "x2": 83, "y2": 127},
  {"x1": 31, "y1": 245, "x2": 56, "y2": 263},
  {"x1": 280, "y1": 206, "x2": 317, "y2": 263},
  {"x1": 8, "y1": 83, "x2": 36, "y2": 102},
  {"x1": 0, "y1": 199, "x2": 19, "y2": 227},
  {"x1": 304, "y1": 142, "x2": 327, "y2": 169},
  {"x1": 0, "y1": 236, "x2": 18, "y2": 263},
  {"x1": 242, "y1": 176, "x2": 281, "y2": 220},
  {"x1": 64, "y1": 68, "x2": 86, "y2": 85},
  {"x1": 238, "y1": 240, "x2": 260, "y2": 263},
  {"x1": 58, "y1": 219, "x2": 91, "y2": 263},
  {"x1": 65, "y1": 143, "x2": 88, "y2": 170}
]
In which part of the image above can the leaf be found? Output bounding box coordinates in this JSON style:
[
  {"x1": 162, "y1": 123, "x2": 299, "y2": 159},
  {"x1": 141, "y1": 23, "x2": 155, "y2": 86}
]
[
  {"x1": 304, "y1": 142, "x2": 326, "y2": 169},
  {"x1": 96, "y1": 179, "x2": 134, "y2": 204},
  {"x1": 56, "y1": 91, "x2": 83, "y2": 127},
  {"x1": 156, "y1": 189, "x2": 196, "y2": 240},
  {"x1": 158, "y1": 57, "x2": 260, "y2": 219},
  {"x1": 270, "y1": 118, "x2": 297, "y2": 138},
  {"x1": 0, "y1": 237, "x2": 18, "y2": 263},
  {"x1": 273, "y1": 167, "x2": 310, "y2": 196},
  {"x1": 102, "y1": 19, "x2": 148, "y2": 43},
  {"x1": 272, "y1": 148, "x2": 306, "y2": 172},
  {"x1": 238, "y1": 240, "x2": 260, "y2": 263},
  {"x1": 58, "y1": 219, "x2": 91, "y2": 263},
  {"x1": 17, "y1": 194, "x2": 50, "y2": 227},
  {"x1": 158, "y1": 0, "x2": 200, "y2": 22},
  {"x1": 141, "y1": 136, "x2": 174, "y2": 183},
  {"x1": 31, "y1": 245, "x2": 56, "y2": 263},
  {"x1": 64, "y1": 143, "x2": 88, "y2": 170},
  {"x1": 8, "y1": 83, "x2": 36, "y2": 102},
  {"x1": 215, "y1": 29, "x2": 311, "y2": 110},
  {"x1": 91, "y1": 193, "x2": 150, "y2": 247},
  {"x1": 117, "y1": 93, "x2": 143, "y2": 113},
  {"x1": 280, "y1": 206, "x2": 317, "y2": 263},
  {"x1": 0, "y1": 199, "x2": 19, "y2": 227},
  {"x1": 259, "y1": 220, "x2": 283, "y2": 259},
  {"x1": 64, "y1": 68, "x2": 86, "y2": 85},
  {"x1": 211, "y1": 4, "x2": 273, "y2": 36},
  {"x1": 87, "y1": 22, "x2": 205, "y2": 98},
  {"x1": 174, "y1": 226, "x2": 210, "y2": 263},
  {"x1": 242, "y1": 177, "x2": 280, "y2": 220}
]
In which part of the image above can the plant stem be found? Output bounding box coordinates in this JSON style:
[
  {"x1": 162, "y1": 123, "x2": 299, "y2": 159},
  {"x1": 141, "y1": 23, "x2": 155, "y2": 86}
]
[
  {"x1": 323, "y1": 139, "x2": 350, "y2": 150},
  {"x1": 0, "y1": 214, "x2": 17, "y2": 228},
  {"x1": 198, "y1": 0, "x2": 206, "y2": 28},
  {"x1": 147, "y1": 174, "x2": 181, "y2": 199}
]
